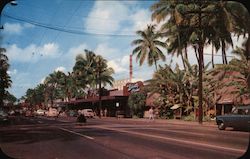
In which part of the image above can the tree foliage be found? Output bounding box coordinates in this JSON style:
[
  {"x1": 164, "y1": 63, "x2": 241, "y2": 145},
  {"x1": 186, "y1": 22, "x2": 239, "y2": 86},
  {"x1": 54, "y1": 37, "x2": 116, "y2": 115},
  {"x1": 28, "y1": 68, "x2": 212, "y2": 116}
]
[{"x1": 128, "y1": 92, "x2": 146, "y2": 118}]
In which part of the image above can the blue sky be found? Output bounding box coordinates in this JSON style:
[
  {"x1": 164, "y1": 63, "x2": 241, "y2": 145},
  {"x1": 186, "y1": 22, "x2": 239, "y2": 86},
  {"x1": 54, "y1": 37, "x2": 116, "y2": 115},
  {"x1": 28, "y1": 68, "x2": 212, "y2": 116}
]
[{"x1": 0, "y1": 0, "x2": 246, "y2": 98}]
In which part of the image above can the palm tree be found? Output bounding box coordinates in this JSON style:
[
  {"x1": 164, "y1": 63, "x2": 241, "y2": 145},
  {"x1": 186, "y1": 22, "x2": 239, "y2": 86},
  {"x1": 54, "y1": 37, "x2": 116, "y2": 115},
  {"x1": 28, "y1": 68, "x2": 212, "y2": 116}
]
[
  {"x1": 150, "y1": 0, "x2": 250, "y2": 123},
  {"x1": 44, "y1": 71, "x2": 65, "y2": 107},
  {"x1": 132, "y1": 24, "x2": 166, "y2": 70},
  {"x1": 73, "y1": 50, "x2": 97, "y2": 90},
  {"x1": 59, "y1": 72, "x2": 81, "y2": 101},
  {"x1": 0, "y1": 48, "x2": 12, "y2": 108},
  {"x1": 73, "y1": 50, "x2": 114, "y2": 117},
  {"x1": 93, "y1": 55, "x2": 114, "y2": 118}
]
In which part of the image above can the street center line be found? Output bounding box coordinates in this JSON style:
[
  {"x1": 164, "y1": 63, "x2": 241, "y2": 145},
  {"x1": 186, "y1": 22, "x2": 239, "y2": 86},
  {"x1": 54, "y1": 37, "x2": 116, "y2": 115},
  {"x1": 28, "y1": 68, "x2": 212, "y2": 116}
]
[
  {"x1": 58, "y1": 127, "x2": 94, "y2": 140},
  {"x1": 92, "y1": 126, "x2": 245, "y2": 154}
]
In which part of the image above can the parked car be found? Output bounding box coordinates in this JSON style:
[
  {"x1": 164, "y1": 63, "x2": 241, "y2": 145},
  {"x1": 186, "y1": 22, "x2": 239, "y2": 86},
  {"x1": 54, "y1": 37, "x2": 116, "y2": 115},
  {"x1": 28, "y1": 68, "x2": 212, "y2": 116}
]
[
  {"x1": 216, "y1": 106, "x2": 250, "y2": 130},
  {"x1": 0, "y1": 110, "x2": 9, "y2": 124},
  {"x1": 82, "y1": 109, "x2": 95, "y2": 118},
  {"x1": 8, "y1": 110, "x2": 15, "y2": 116},
  {"x1": 36, "y1": 109, "x2": 46, "y2": 116}
]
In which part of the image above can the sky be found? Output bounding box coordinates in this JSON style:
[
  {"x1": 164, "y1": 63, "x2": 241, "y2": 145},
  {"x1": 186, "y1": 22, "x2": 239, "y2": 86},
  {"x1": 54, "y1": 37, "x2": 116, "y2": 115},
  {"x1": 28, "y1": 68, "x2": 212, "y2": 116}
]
[{"x1": 0, "y1": 0, "x2": 246, "y2": 99}]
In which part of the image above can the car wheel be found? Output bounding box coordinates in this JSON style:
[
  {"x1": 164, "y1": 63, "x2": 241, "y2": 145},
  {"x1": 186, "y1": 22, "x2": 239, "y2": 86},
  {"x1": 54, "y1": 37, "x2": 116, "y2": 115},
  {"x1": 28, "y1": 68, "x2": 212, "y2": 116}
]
[{"x1": 218, "y1": 121, "x2": 226, "y2": 130}]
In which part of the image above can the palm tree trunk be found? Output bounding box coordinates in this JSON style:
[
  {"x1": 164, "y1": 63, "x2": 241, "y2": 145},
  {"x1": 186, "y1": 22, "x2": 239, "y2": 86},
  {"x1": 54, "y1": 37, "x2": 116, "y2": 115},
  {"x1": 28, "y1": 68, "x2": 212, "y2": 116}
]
[
  {"x1": 185, "y1": 44, "x2": 188, "y2": 61},
  {"x1": 194, "y1": 46, "x2": 199, "y2": 65},
  {"x1": 154, "y1": 58, "x2": 158, "y2": 71},
  {"x1": 211, "y1": 43, "x2": 214, "y2": 68},
  {"x1": 198, "y1": 5, "x2": 203, "y2": 124},
  {"x1": 98, "y1": 79, "x2": 102, "y2": 118},
  {"x1": 97, "y1": 60, "x2": 102, "y2": 118},
  {"x1": 221, "y1": 41, "x2": 228, "y2": 64},
  {"x1": 180, "y1": 52, "x2": 186, "y2": 70}
]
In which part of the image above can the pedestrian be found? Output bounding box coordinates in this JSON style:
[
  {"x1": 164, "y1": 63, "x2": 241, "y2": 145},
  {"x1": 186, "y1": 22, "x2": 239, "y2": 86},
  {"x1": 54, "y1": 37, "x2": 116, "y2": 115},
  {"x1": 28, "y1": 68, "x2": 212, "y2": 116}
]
[
  {"x1": 100, "y1": 109, "x2": 103, "y2": 117},
  {"x1": 104, "y1": 108, "x2": 107, "y2": 117},
  {"x1": 149, "y1": 107, "x2": 154, "y2": 120}
]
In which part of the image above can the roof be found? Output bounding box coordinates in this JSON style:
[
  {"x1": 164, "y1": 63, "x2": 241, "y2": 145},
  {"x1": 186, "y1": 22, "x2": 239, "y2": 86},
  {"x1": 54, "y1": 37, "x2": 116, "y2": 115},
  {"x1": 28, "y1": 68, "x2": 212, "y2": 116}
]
[
  {"x1": 62, "y1": 95, "x2": 127, "y2": 105},
  {"x1": 215, "y1": 71, "x2": 249, "y2": 105}
]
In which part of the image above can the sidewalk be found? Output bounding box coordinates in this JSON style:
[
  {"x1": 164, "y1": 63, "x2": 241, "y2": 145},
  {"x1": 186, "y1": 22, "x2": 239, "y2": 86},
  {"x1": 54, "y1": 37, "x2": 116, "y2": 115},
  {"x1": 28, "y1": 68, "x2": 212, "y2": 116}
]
[
  {"x1": 103, "y1": 117, "x2": 218, "y2": 127},
  {"x1": 41, "y1": 115, "x2": 217, "y2": 128}
]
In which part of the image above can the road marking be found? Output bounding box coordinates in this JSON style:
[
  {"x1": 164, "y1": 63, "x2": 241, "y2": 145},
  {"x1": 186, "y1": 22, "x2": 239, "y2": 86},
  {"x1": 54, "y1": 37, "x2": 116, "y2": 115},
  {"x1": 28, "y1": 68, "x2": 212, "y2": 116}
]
[
  {"x1": 92, "y1": 126, "x2": 246, "y2": 154},
  {"x1": 58, "y1": 127, "x2": 94, "y2": 140},
  {"x1": 38, "y1": 121, "x2": 43, "y2": 124}
]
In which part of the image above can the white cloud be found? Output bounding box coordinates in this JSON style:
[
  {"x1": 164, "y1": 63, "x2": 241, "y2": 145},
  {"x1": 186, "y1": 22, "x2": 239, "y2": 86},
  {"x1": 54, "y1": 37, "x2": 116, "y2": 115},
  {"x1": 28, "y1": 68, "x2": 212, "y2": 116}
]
[
  {"x1": 130, "y1": 9, "x2": 151, "y2": 31},
  {"x1": 3, "y1": 22, "x2": 34, "y2": 35},
  {"x1": 40, "y1": 77, "x2": 46, "y2": 84},
  {"x1": 7, "y1": 69, "x2": 17, "y2": 75},
  {"x1": 84, "y1": 1, "x2": 153, "y2": 36},
  {"x1": 55, "y1": 66, "x2": 66, "y2": 73},
  {"x1": 66, "y1": 43, "x2": 88, "y2": 59},
  {"x1": 8, "y1": 72, "x2": 34, "y2": 98},
  {"x1": 42, "y1": 43, "x2": 59, "y2": 56},
  {"x1": 107, "y1": 60, "x2": 127, "y2": 74},
  {"x1": 84, "y1": 1, "x2": 129, "y2": 34},
  {"x1": 94, "y1": 43, "x2": 119, "y2": 59},
  {"x1": 6, "y1": 43, "x2": 61, "y2": 63},
  {"x1": 121, "y1": 55, "x2": 130, "y2": 66}
]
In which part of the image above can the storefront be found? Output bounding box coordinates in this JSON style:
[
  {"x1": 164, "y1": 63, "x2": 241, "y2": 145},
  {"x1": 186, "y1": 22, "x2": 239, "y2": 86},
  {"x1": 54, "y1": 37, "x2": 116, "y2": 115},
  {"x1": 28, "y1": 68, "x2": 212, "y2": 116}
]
[{"x1": 58, "y1": 81, "x2": 144, "y2": 117}]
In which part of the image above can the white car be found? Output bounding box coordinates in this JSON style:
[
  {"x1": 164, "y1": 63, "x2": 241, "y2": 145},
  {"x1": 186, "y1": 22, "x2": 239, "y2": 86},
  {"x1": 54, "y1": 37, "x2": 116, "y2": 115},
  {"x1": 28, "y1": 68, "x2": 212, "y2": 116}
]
[
  {"x1": 82, "y1": 109, "x2": 95, "y2": 118},
  {"x1": 36, "y1": 109, "x2": 46, "y2": 116}
]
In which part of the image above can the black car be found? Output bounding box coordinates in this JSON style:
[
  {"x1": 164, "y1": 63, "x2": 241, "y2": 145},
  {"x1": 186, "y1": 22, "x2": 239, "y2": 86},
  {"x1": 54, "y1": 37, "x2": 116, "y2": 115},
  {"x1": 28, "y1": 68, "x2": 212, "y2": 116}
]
[
  {"x1": 0, "y1": 110, "x2": 9, "y2": 124},
  {"x1": 216, "y1": 106, "x2": 250, "y2": 130}
]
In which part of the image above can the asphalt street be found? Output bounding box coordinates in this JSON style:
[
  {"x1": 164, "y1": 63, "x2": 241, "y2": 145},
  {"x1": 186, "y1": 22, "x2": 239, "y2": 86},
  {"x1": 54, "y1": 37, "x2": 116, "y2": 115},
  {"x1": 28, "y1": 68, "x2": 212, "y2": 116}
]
[{"x1": 0, "y1": 116, "x2": 249, "y2": 159}]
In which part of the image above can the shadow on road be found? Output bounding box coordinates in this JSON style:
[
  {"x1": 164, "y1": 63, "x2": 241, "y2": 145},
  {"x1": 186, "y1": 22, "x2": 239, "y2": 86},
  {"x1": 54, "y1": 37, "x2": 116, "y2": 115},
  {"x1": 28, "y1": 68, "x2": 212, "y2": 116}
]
[{"x1": 0, "y1": 128, "x2": 78, "y2": 144}]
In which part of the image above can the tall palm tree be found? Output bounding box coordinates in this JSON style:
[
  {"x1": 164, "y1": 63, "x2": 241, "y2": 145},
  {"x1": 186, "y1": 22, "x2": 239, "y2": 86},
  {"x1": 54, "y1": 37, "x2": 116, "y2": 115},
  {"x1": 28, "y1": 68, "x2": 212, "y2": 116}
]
[
  {"x1": 44, "y1": 71, "x2": 65, "y2": 107},
  {"x1": 59, "y1": 72, "x2": 81, "y2": 101},
  {"x1": 93, "y1": 55, "x2": 114, "y2": 118},
  {"x1": 73, "y1": 50, "x2": 97, "y2": 89},
  {"x1": 132, "y1": 24, "x2": 166, "y2": 70},
  {"x1": 151, "y1": 0, "x2": 249, "y2": 123},
  {"x1": 73, "y1": 50, "x2": 114, "y2": 117}
]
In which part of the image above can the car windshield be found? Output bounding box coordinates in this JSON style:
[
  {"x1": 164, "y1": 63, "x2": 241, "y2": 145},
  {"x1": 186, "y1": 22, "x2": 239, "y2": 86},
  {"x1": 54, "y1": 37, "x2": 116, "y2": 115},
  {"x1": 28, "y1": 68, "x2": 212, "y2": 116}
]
[{"x1": 0, "y1": 1, "x2": 250, "y2": 159}]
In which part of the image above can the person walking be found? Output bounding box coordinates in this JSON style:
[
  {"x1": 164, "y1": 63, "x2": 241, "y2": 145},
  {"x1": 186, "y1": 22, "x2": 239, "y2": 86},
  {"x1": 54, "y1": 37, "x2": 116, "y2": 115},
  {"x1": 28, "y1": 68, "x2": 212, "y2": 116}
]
[
  {"x1": 149, "y1": 107, "x2": 154, "y2": 120},
  {"x1": 104, "y1": 108, "x2": 107, "y2": 117}
]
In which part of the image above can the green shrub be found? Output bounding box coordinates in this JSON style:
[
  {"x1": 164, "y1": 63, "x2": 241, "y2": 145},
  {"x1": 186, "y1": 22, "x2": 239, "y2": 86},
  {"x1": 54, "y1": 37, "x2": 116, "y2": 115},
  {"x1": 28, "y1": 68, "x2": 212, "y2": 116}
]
[{"x1": 183, "y1": 113, "x2": 195, "y2": 121}]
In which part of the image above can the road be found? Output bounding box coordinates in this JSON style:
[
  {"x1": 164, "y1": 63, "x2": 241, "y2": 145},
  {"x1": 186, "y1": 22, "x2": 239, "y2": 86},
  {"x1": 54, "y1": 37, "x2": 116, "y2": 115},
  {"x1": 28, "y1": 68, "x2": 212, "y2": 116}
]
[{"x1": 0, "y1": 116, "x2": 249, "y2": 159}]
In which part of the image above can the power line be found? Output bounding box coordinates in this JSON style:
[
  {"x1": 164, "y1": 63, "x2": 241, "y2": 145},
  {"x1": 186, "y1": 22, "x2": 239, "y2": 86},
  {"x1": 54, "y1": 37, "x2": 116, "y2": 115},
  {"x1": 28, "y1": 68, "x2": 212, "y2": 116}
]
[{"x1": 3, "y1": 14, "x2": 137, "y2": 37}]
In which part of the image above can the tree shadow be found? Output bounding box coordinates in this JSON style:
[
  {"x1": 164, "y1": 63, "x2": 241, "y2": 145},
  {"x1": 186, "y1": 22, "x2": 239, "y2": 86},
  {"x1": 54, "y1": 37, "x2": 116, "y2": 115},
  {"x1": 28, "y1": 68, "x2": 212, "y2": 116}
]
[{"x1": 0, "y1": 128, "x2": 78, "y2": 144}]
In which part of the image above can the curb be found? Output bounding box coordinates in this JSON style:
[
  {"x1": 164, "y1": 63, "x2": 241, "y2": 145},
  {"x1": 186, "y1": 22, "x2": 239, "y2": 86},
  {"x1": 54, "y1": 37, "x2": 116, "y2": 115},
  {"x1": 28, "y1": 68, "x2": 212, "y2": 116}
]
[{"x1": 102, "y1": 117, "x2": 217, "y2": 127}]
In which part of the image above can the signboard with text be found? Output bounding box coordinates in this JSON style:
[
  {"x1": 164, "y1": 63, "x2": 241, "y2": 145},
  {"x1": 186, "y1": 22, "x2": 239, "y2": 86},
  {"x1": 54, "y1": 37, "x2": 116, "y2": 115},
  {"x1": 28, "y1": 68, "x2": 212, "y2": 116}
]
[{"x1": 123, "y1": 81, "x2": 144, "y2": 96}]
